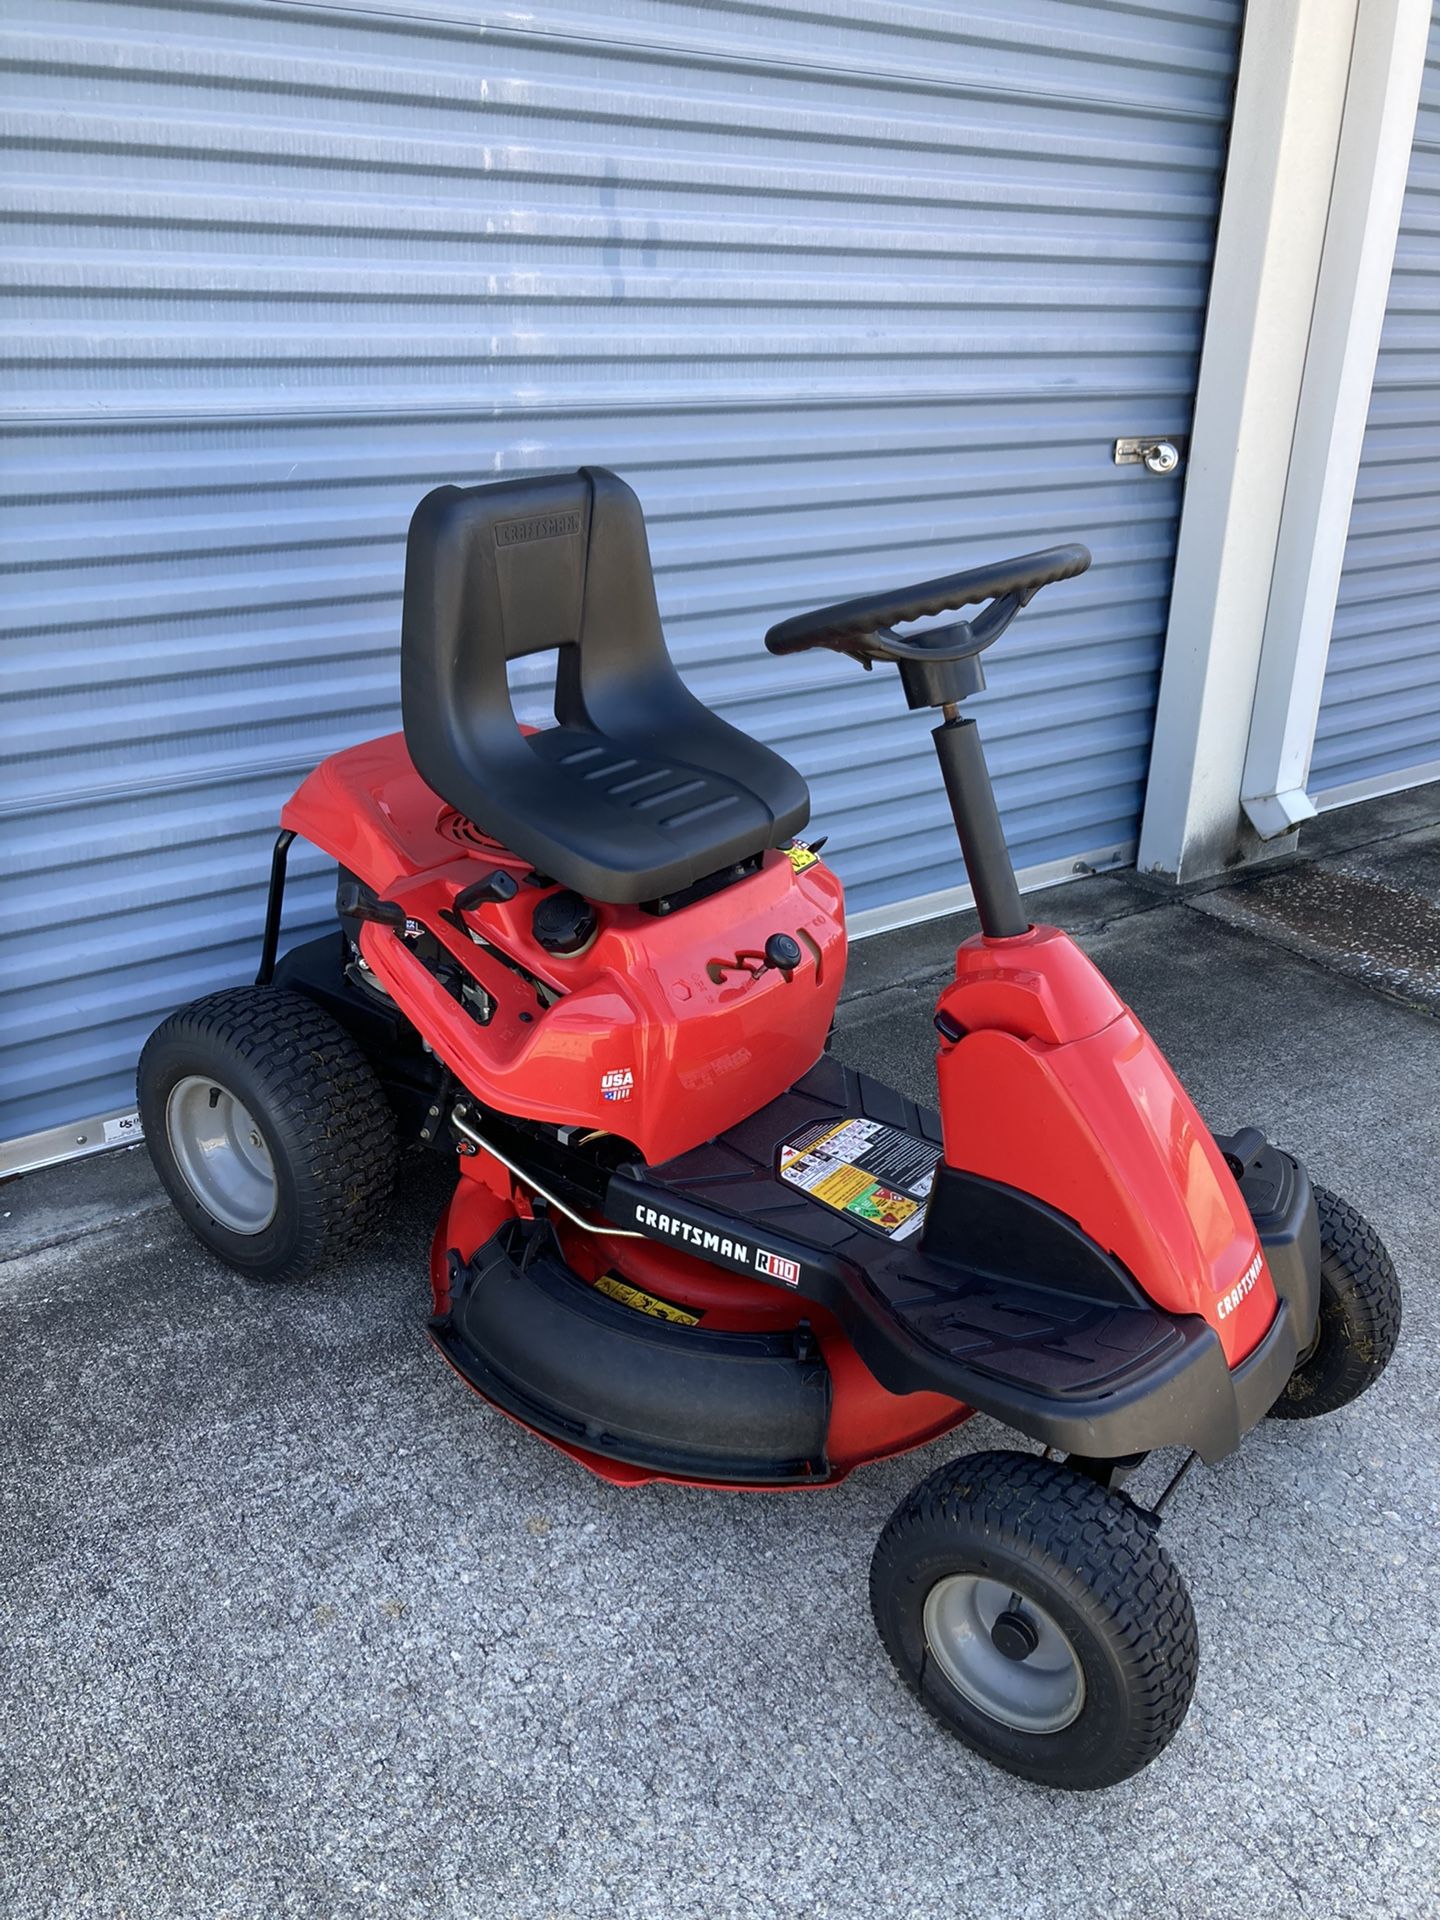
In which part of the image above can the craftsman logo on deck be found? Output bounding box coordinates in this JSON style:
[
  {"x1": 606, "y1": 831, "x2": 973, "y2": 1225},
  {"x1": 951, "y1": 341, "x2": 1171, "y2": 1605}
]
[
  {"x1": 600, "y1": 1067, "x2": 634, "y2": 1102},
  {"x1": 628, "y1": 1201, "x2": 805, "y2": 1289},
  {"x1": 495, "y1": 511, "x2": 583, "y2": 548},
  {"x1": 755, "y1": 1249, "x2": 801, "y2": 1287}
]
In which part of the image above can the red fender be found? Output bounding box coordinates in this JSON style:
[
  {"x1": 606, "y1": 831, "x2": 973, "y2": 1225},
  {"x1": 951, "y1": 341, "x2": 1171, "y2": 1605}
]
[{"x1": 935, "y1": 926, "x2": 1276, "y2": 1365}]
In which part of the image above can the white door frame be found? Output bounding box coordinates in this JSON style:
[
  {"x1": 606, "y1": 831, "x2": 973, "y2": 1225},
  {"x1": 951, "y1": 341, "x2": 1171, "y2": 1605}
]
[{"x1": 1137, "y1": 0, "x2": 1431, "y2": 882}]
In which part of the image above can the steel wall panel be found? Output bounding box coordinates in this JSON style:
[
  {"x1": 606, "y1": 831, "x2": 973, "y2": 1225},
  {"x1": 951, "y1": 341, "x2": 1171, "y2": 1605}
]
[
  {"x1": 1314, "y1": 11, "x2": 1440, "y2": 799},
  {"x1": 0, "y1": 0, "x2": 1241, "y2": 1146}
]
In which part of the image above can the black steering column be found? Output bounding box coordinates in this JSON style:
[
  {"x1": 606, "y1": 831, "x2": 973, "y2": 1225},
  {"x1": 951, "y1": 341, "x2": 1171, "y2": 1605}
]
[{"x1": 765, "y1": 544, "x2": 1092, "y2": 940}]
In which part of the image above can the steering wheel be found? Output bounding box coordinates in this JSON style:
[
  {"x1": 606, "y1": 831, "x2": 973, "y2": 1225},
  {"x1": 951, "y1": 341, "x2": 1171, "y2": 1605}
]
[{"x1": 764, "y1": 544, "x2": 1091, "y2": 671}]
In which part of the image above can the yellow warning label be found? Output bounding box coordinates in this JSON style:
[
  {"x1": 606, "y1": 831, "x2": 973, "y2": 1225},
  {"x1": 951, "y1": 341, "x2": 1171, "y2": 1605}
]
[
  {"x1": 592, "y1": 1273, "x2": 701, "y2": 1326},
  {"x1": 779, "y1": 1115, "x2": 935, "y2": 1239},
  {"x1": 812, "y1": 1164, "x2": 876, "y2": 1210},
  {"x1": 785, "y1": 842, "x2": 821, "y2": 872},
  {"x1": 806, "y1": 1164, "x2": 921, "y2": 1233}
]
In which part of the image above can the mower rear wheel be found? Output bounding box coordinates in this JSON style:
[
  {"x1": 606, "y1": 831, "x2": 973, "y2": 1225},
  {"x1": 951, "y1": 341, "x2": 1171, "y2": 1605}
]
[
  {"x1": 870, "y1": 1450, "x2": 1198, "y2": 1790},
  {"x1": 1269, "y1": 1184, "x2": 1401, "y2": 1420},
  {"x1": 138, "y1": 986, "x2": 396, "y2": 1282}
]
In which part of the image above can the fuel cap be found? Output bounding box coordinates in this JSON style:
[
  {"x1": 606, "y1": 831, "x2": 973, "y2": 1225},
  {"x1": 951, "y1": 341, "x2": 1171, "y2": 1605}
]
[{"x1": 531, "y1": 889, "x2": 598, "y2": 956}]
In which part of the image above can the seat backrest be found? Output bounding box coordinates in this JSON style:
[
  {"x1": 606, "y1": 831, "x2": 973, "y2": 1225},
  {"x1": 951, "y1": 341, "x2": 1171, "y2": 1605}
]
[
  {"x1": 401, "y1": 466, "x2": 678, "y2": 766},
  {"x1": 399, "y1": 466, "x2": 811, "y2": 901}
]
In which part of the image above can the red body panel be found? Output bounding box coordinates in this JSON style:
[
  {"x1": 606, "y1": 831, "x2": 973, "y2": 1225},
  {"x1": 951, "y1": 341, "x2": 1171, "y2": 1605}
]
[
  {"x1": 935, "y1": 926, "x2": 1277, "y2": 1365},
  {"x1": 283, "y1": 734, "x2": 846, "y2": 1162}
]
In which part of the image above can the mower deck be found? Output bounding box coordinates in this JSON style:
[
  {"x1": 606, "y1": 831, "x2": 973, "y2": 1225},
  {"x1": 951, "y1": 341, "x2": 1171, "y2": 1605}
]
[{"x1": 434, "y1": 1221, "x2": 834, "y2": 1484}]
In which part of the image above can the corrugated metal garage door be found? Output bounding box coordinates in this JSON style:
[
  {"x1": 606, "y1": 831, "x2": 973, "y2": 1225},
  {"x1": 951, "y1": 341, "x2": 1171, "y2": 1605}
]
[
  {"x1": 1313, "y1": 10, "x2": 1440, "y2": 806},
  {"x1": 1, "y1": 0, "x2": 1242, "y2": 1164}
]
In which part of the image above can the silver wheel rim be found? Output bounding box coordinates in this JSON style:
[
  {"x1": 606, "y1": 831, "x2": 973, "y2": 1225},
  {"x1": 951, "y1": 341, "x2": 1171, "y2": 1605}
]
[
  {"x1": 165, "y1": 1074, "x2": 277, "y2": 1235},
  {"x1": 923, "y1": 1574, "x2": 1086, "y2": 1734}
]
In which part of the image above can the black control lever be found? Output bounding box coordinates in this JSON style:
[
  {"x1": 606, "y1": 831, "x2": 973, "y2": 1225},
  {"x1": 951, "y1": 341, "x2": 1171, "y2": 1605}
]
[
  {"x1": 336, "y1": 878, "x2": 408, "y2": 929},
  {"x1": 453, "y1": 869, "x2": 520, "y2": 914},
  {"x1": 707, "y1": 932, "x2": 804, "y2": 986},
  {"x1": 763, "y1": 933, "x2": 803, "y2": 978}
]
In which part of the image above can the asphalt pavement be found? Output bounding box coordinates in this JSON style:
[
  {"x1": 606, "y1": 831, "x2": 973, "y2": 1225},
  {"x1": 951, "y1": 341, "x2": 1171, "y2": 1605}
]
[{"x1": 3, "y1": 793, "x2": 1437, "y2": 1920}]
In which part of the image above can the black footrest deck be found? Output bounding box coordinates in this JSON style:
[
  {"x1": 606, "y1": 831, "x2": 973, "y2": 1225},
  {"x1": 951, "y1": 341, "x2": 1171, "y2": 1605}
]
[
  {"x1": 607, "y1": 1056, "x2": 1243, "y2": 1459},
  {"x1": 865, "y1": 1251, "x2": 1187, "y2": 1402}
]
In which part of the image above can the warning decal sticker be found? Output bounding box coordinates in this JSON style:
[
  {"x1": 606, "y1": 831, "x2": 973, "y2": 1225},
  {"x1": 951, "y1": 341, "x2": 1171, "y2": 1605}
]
[
  {"x1": 592, "y1": 1272, "x2": 701, "y2": 1326},
  {"x1": 779, "y1": 1117, "x2": 939, "y2": 1240}
]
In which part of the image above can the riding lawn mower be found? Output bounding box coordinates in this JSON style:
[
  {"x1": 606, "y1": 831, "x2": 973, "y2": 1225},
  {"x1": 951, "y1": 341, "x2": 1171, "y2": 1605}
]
[{"x1": 139, "y1": 468, "x2": 1401, "y2": 1789}]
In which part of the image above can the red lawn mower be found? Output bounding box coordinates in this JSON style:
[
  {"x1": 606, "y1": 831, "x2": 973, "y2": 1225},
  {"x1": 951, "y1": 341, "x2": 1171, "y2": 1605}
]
[{"x1": 139, "y1": 469, "x2": 1401, "y2": 1789}]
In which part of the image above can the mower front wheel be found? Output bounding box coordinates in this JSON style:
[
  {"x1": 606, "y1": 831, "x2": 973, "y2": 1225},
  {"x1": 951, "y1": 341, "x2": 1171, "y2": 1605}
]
[
  {"x1": 870, "y1": 1450, "x2": 1198, "y2": 1790},
  {"x1": 138, "y1": 986, "x2": 396, "y2": 1283},
  {"x1": 1269, "y1": 1184, "x2": 1401, "y2": 1420}
]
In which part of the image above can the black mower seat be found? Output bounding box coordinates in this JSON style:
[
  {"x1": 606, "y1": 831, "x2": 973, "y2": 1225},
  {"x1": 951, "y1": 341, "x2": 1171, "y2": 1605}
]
[{"x1": 401, "y1": 468, "x2": 810, "y2": 905}]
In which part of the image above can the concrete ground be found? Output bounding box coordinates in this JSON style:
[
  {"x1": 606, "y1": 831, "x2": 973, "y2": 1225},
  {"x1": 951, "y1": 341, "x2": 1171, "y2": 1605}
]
[{"x1": 3, "y1": 792, "x2": 1438, "y2": 1920}]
